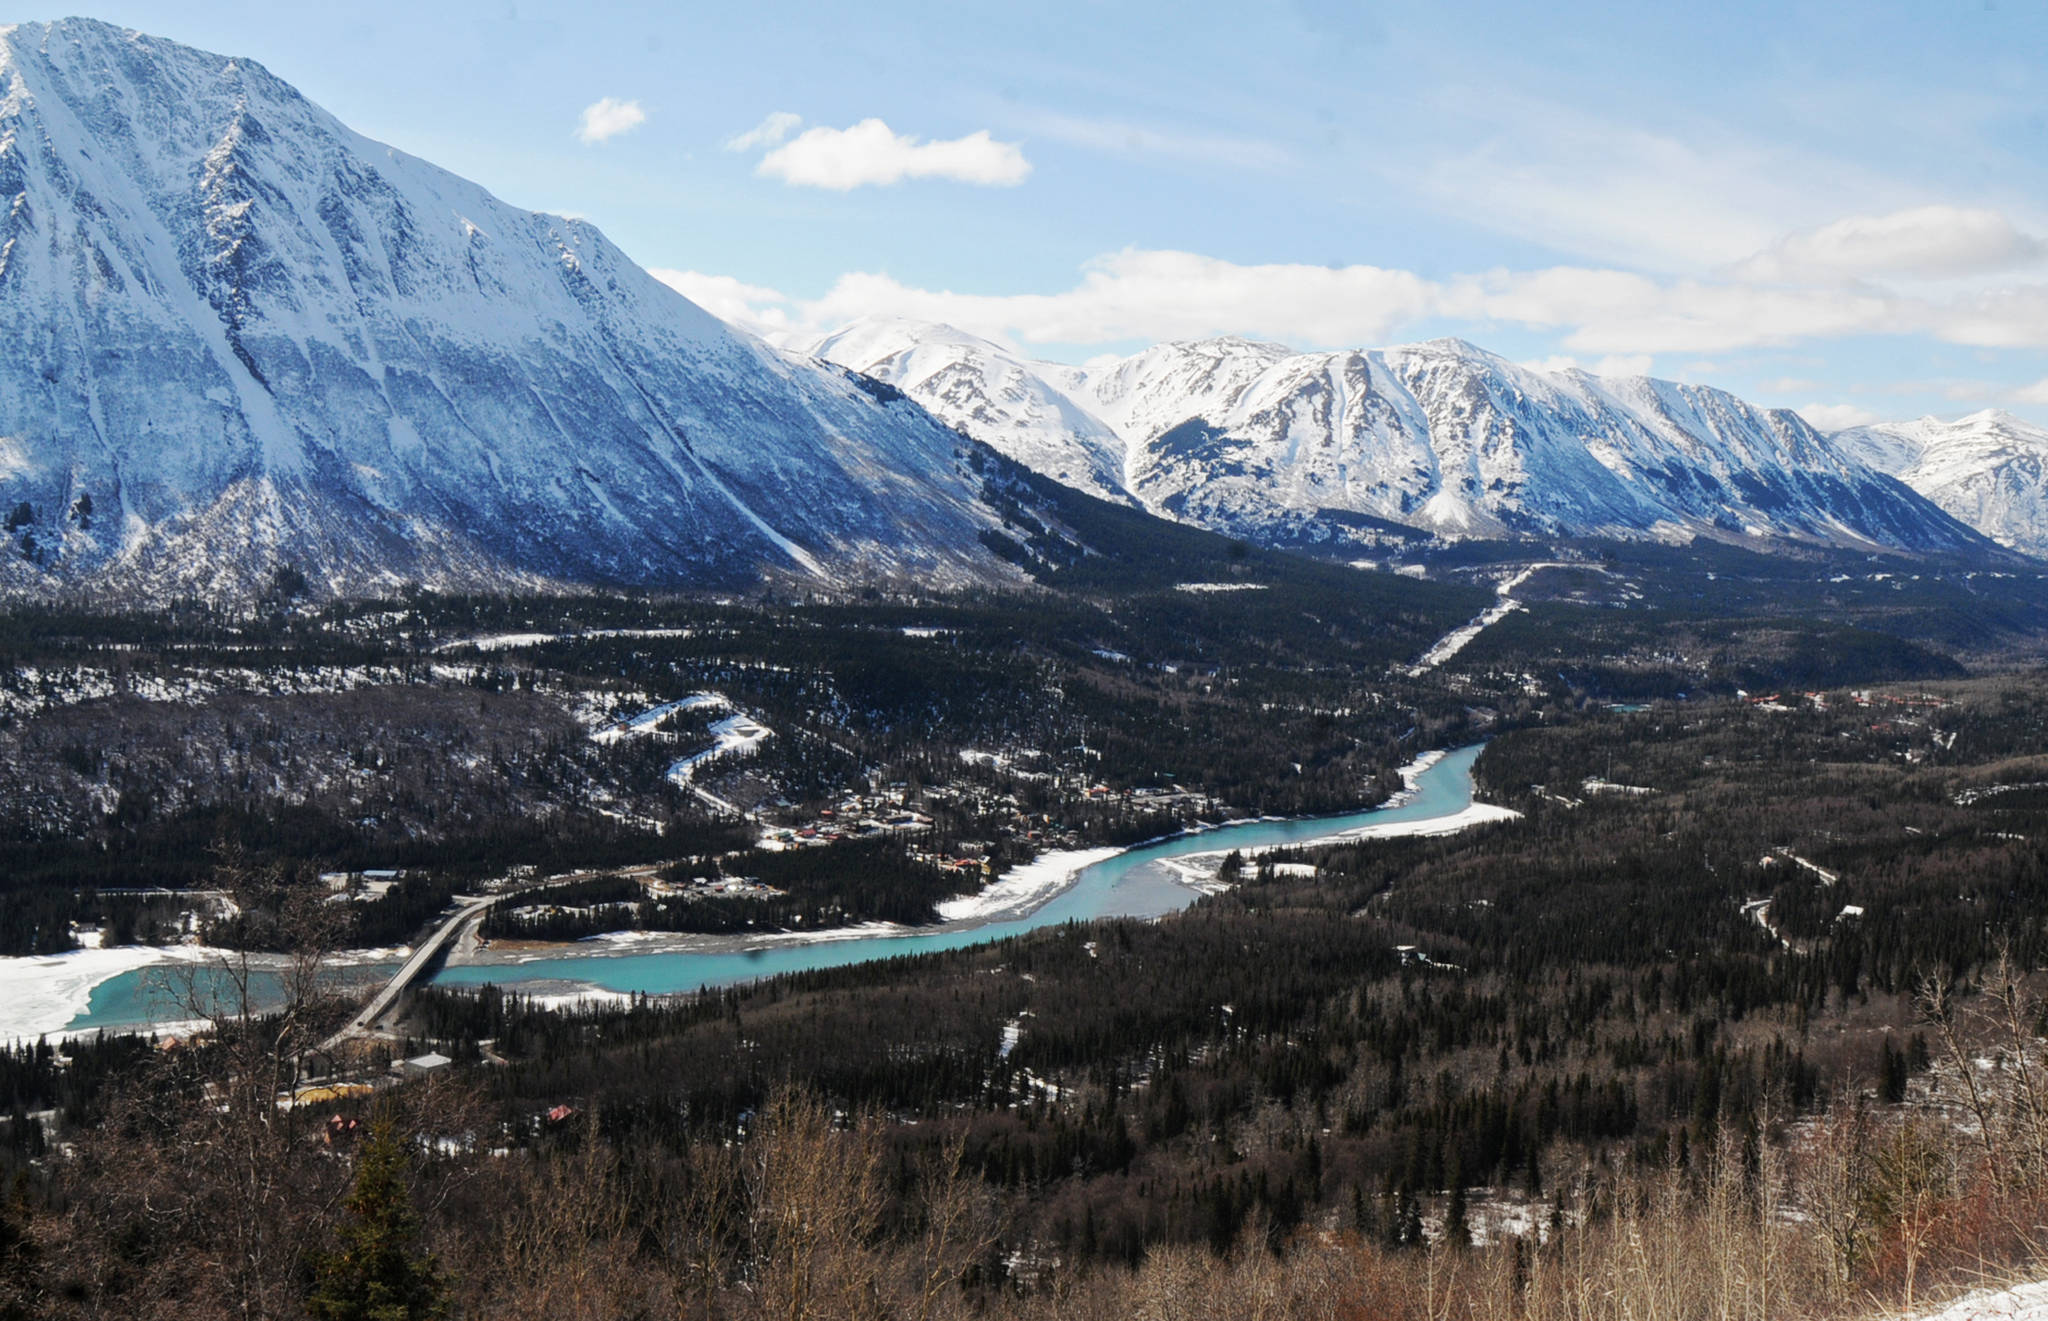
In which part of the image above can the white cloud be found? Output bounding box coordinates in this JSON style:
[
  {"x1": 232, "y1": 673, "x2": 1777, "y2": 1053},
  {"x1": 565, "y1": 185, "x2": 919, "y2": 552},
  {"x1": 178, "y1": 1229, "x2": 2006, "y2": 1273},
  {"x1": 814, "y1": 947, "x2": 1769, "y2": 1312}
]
[
  {"x1": 2015, "y1": 378, "x2": 2048, "y2": 405},
  {"x1": 1731, "y1": 206, "x2": 2046, "y2": 284},
  {"x1": 1592, "y1": 354, "x2": 1654, "y2": 378},
  {"x1": 725, "y1": 112, "x2": 801, "y2": 153},
  {"x1": 1923, "y1": 284, "x2": 2048, "y2": 349},
  {"x1": 577, "y1": 98, "x2": 646, "y2": 144},
  {"x1": 1010, "y1": 109, "x2": 1292, "y2": 173},
  {"x1": 1456, "y1": 268, "x2": 1904, "y2": 354},
  {"x1": 1796, "y1": 403, "x2": 1885, "y2": 431},
  {"x1": 1406, "y1": 92, "x2": 1906, "y2": 275},
  {"x1": 652, "y1": 243, "x2": 2048, "y2": 364},
  {"x1": 804, "y1": 249, "x2": 1434, "y2": 345},
  {"x1": 755, "y1": 119, "x2": 1030, "y2": 190},
  {"x1": 1519, "y1": 354, "x2": 1653, "y2": 378},
  {"x1": 648, "y1": 269, "x2": 792, "y2": 332}
]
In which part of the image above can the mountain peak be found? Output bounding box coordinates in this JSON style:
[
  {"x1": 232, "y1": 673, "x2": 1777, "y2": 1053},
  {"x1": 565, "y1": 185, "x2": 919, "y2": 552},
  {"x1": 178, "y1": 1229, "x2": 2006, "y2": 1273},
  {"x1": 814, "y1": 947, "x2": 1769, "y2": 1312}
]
[
  {"x1": 810, "y1": 319, "x2": 1993, "y2": 556},
  {"x1": 0, "y1": 19, "x2": 1013, "y2": 599}
]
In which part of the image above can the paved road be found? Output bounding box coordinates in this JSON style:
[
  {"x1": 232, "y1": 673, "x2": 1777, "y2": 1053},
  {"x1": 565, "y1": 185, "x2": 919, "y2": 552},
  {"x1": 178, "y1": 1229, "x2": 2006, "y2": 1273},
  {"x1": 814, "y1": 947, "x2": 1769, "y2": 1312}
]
[
  {"x1": 313, "y1": 861, "x2": 671, "y2": 1058},
  {"x1": 316, "y1": 894, "x2": 495, "y2": 1055}
]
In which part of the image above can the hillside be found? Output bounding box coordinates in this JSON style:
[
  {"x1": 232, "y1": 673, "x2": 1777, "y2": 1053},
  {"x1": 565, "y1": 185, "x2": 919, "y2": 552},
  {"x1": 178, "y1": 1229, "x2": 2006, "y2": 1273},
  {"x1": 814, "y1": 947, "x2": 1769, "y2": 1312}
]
[
  {"x1": 0, "y1": 19, "x2": 1014, "y2": 601},
  {"x1": 800, "y1": 316, "x2": 1994, "y2": 558}
]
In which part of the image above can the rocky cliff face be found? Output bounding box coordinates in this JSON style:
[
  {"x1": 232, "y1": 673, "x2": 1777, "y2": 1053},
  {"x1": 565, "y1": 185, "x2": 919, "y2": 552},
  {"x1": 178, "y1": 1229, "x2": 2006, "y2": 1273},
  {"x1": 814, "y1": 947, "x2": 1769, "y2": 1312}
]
[
  {"x1": 0, "y1": 19, "x2": 1009, "y2": 600},
  {"x1": 1832, "y1": 411, "x2": 2048, "y2": 558},
  {"x1": 807, "y1": 318, "x2": 1992, "y2": 556}
]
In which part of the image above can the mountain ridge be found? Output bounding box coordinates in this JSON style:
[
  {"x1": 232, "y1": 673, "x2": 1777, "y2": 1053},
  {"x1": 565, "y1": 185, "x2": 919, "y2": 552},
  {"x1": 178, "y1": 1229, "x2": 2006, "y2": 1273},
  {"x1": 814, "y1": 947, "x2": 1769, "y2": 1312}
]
[
  {"x1": 1831, "y1": 410, "x2": 2048, "y2": 557},
  {"x1": 799, "y1": 316, "x2": 1996, "y2": 558},
  {"x1": 0, "y1": 18, "x2": 1016, "y2": 601}
]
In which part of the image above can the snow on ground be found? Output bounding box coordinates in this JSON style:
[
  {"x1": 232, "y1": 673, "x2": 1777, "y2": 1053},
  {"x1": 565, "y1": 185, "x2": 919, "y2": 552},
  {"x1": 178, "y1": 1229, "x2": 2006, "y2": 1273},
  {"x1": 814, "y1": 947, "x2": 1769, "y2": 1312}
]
[
  {"x1": 1315, "y1": 801, "x2": 1523, "y2": 843},
  {"x1": 584, "y1": 693, "x2": 772, "y2": 815},
  {"x1": 667, "y1": 713, "x2": 771, "y2": 784},
  {"x1": 433, "y1": 627, "x2": 693, "y2": 653},
  {"x1": 1776, "y1": 848, "x2": 1840, "y2": 886},
  {"x1": 588, "y1": 693, "x2": 730, "y2": 745},
  {"x1": 0, "y1": 944, "x2": 224, "y2": 1042},
  {"x1": 936, "y1": 847, "x2": 1124, "y2": 922},
  {"x1": 1907, "y1": 1280, "x2": 2048, "y2": 1321},
  {"x1": 1407, "y1": 600, "x2": 1524, "y2": 674},
  {"x1": 1583, "y1": 778, "x2": 1656, "y2": 796},
  {"x1": 1175, "y1": 582, "x2": 1268, "y2": 593},
  {"x1": 1406, "y1": 564, "x2": 1575, "y2": 676},
  {"x1": 1743, "y1": 898, "x2": 1791, "y2": 949}
]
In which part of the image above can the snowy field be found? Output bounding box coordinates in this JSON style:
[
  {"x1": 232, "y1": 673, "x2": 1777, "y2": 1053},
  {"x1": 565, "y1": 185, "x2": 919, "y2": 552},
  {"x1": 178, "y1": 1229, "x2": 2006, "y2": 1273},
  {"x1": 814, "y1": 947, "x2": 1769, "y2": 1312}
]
[
  {"x1": 433, "y1": 627, "x2": 693, "y2": 653},
  {"x1": 1910, "y1": 1280, "x2": 2048, "y2": 1321}
]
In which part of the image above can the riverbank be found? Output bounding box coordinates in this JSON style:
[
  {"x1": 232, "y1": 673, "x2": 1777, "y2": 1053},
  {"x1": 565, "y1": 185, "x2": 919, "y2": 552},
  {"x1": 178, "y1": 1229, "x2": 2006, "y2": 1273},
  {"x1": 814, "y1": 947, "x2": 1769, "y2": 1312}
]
[
  {"x1": 0, "y1": 942, "x2": 409, "y2": 1044},
  {"x1": 45, "y1": 745, "x2": 1516, "y2": 1034},
  {"x1": 449, "y1": 747, "x2": 1491, "y2": 969}
]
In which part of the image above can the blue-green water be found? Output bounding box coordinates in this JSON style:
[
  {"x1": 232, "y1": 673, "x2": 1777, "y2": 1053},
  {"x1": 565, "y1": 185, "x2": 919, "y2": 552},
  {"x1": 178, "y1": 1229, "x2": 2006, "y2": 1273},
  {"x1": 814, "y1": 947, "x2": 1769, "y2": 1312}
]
[
  {"x1": 61, "y1": 961, "x2": 400, "y2": 1036},
  {"x1": 430, "y1": 744, "x2": 1487, "y2": 999},
  {"x1": 64, "y1": 745, "x2": 1485, "y2": 1031}
]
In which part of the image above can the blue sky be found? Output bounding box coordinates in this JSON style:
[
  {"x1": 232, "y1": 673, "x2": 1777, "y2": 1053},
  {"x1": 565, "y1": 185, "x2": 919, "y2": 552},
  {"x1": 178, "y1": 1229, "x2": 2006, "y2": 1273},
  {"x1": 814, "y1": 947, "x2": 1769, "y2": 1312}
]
[{"x1": 54, "y1": 0, "x2": 2048, "y2": 427}]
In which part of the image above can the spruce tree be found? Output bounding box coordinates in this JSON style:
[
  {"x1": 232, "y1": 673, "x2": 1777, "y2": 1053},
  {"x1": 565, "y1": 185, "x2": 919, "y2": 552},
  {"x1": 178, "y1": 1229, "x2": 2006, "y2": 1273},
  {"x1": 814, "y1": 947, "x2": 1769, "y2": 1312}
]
[{"x1": 307, "y1": 1119, "x2": 446, "y2": 1321}]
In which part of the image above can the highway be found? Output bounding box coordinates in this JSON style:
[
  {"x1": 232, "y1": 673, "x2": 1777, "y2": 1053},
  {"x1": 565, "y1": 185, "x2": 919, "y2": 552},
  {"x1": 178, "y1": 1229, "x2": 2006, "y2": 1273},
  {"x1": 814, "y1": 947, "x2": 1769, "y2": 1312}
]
[
  {"x1": 314, "y1": 861, "x2": 669, "y2": 1058},
  {"x1": 316, "y1": 893, "x2": 496, "y2": 1055}
]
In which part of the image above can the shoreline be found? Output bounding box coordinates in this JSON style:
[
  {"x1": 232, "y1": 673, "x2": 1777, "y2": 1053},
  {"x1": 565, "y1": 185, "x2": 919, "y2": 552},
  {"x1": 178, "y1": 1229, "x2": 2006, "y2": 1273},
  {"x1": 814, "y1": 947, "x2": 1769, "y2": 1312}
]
[
  {"x1": 0, "y1": 942, "x2": 408, "y2": 1045},
  {"x1": 37, "y1": 746, "x2": 1511, "y2": 1031},
  {"x1": 443, "y1": 746, "x2": 1495, "y2": 970}
]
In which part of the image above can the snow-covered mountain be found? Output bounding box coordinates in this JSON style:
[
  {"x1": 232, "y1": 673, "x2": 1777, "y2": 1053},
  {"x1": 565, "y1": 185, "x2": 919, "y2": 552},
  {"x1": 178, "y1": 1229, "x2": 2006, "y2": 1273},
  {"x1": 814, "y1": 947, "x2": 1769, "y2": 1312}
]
[
  {"x1": 807, "y1": 318, "x2": 1990, "y2": 555},
  {"x1": 1832, "y1": 411, "x2": 2048, "y2": 558},
  {"x1": 0, "y1": 19, "x2": 1011, "y2": 600},
  {"x1": 794, "y1": 319, "x2": 1130, "y2": 504}
]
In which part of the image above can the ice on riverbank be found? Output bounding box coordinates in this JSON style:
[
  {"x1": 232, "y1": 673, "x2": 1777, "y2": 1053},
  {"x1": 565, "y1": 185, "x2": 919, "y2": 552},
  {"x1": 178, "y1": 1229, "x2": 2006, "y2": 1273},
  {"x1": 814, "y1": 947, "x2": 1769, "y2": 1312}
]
[
  {"x1": 1316, "y1": 800, "x2": 1522, "y2": 843},
  {"x1": 0, "y1": 944, "x2": 222, "y2": 1042},
  {"x1": 522, "y1": 985, "x2": 641, "y2": 1013},
  {"x1": 456, "y1": 920, "x2": 919, "y2": 967},
  {"x1": 936, "y1": 847, "x2": 1124, "y2": 923}
]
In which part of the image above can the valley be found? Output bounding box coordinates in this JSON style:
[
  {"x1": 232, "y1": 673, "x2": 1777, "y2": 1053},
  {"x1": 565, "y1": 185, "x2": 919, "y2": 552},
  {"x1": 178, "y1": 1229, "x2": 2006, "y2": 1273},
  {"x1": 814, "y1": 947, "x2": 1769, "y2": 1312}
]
[{"x1": 3, "y1": 13, "x2": 2048, "y2": 1321}]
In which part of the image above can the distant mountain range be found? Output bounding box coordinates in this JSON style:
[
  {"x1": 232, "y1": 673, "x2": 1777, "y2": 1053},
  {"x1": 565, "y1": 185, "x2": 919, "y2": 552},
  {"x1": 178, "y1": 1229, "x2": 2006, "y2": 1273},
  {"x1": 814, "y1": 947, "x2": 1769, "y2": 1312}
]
[
  {"x1": 797, "y1": 318, "x2": 2009, "y2": 558},
  {"x1": 1832, "y1": 411, "x2": 2048, "y2": 558},
  {"x1": 0, "y1": 19, "x2": 2033, "y2": 609}
]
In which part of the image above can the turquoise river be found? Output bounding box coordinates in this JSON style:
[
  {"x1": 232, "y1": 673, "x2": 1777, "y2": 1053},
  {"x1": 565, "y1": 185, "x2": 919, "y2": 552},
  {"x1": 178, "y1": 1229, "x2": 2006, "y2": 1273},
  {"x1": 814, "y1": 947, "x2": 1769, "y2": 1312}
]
[{"x1": 63, "y1": 744, "x2": 1488, "y2": 1033}]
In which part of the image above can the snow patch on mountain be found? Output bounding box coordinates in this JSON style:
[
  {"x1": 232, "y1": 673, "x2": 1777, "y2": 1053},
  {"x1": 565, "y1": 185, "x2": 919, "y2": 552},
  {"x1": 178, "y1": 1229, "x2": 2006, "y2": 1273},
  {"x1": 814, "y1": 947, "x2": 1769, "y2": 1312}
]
[
  {"x1": 793, "y1": 318, "x2": 1130, "y2": 502},
  {"x1": 0, "y1": 19, "x2": 1011, "y2": 601},
  {"x1": 808, "y1": 316, "x2": 1989, "y2": 556},
  {"x1": 1833, "y1": 411, "x2": 2048, "y2": 557}
]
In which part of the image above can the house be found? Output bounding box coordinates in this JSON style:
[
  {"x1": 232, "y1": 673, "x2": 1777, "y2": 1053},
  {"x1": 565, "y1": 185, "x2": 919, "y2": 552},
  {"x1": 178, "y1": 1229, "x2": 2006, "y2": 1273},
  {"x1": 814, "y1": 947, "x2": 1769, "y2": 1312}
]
[{"x1": 396, "y1": 1052, "x2": 453, "y2": 1077}]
